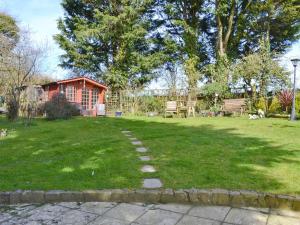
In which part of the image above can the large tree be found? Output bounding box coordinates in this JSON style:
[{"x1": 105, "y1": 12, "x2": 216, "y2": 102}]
[
  {"x1": 0, "y1": 31, "x2": 46, "y2": 121},
  {"x1": 55, "y1": 0, "x2": 164, "y2": 91},
  {"x1": 157, "y1": 0, "x2": 210, "y2": 89},
  {"x1": 202, "y1": 0, "x2": 299, "y2": 95},
  {"x1": 0, "y1": 12, "x2": 19, "y2": 43}
]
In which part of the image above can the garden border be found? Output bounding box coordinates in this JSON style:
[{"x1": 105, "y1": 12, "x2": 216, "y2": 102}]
[{"x1": 1, "y1": 189, "x2": 300, "y2": 211}]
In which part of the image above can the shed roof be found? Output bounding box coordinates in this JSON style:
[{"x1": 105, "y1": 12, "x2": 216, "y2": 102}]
[{"x1": 42, "y1": 77, "x2": 108, "y2": 90}]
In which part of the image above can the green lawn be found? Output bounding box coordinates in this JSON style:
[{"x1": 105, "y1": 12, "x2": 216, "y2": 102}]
[{"x1": 1, "y1": 115, "x2": 300, "y2": 194}]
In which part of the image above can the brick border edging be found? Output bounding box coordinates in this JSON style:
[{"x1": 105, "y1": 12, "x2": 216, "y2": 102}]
[{"x1": 1, "y1": 189, "x2": 299, "y2": 211}]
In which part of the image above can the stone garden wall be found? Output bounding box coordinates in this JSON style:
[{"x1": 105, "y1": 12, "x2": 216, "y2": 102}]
[{"x1": 1, "y1": 189, "x2": 299, "y2": 211}]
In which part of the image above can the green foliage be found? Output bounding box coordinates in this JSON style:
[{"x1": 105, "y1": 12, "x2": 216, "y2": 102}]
[
  {"x1": 54, "y1": 0, "x2": 299, "y2": 92},
  {"x1": 296, "y1": 93, "x2": 300, "y2": 113},
  {"x1": 278, "y1": 90, "x2": 293, "y2": 112},
  {"x1": 196, "y1": 99, "x2": 209, "y2": 112},
  {"x1": 184, "y1": 56, "x2": 201, "y2": 88},
  {"x1": 44, "y1": 94, "x2": 80, "y2": 120},
  {"x1": 256, "y1": 97, "x2": 268, "y2": 112},
  {"x1": 233, "y1": 38, "x2": 288, "y2": 110},
  {"x1": 139, "y1": 96, "x2": 164, "y2": 114},
  {"x1": 0, "y1": 12, "x2": 19, "y2": 43},
  {"x1": 161, "y1": 0, "x2": 207, "y2": 88},
  {"x1": 55, "y1": 0, "x2": 163, "y2": 90},
  {"x1": 241, "y1": 0, "x2": 300, "y2": 54},
  {"x1": 269, "y1": 96, "x2": 281, "y2": 113}
]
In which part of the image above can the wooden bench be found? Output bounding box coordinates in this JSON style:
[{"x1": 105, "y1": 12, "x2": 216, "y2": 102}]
[{"x1": 222, "y1": 99, "x2": 246, "y2": 115}]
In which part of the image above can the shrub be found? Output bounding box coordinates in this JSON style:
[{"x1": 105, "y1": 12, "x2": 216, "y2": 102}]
[
  {"x1": 6, "y1": 96, "x2": 19, "y2": 121},
  {"x1": 278, "y1": 90, "x2": 293, "y2": 112},
  {"x1": 139, "y1": 96, "x2": 164, "y2": 114},
  {"x1": 196, "y1": 99, "x2": 209, "y2": 112},
  {"x1": 296, "y1": 92, "x2": 300, "y2": 113},
  {"x1": 44, "y1": 93, "x2": 80, "y2": 120},
  {"x1": 269, "y1": 96, "x2": 281, "y2": 113},
  {"x1": 256, "y1": 97, "x2": 268, "y2": 112}
]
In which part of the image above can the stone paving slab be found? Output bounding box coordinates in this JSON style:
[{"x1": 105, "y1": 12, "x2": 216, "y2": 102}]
[
  {"x1": 121, "y1": 131, "x2": 131, "y2": 134},
  {"x1": 188, "y1": 206, "x2": 230, "y2": 221},
  {"x1": 143, "y1": 179, "x2": 163, "y2": 188},
  {"x1": 141, "y1": 165, "x2": 156, "y2": 173},
  {"x1": 135, "y1": 208, "x2": 182, "y2": 225},
  {"x1": 2, "y1": 202, "x2": 300, "y2": 225},
  {"x1": 90, "y1": 216, "x2": 130, "y2": 225},
  {"x1": 129, "y1": 137, "x2": 138, "y2": 141},
  {"x1": 136, "y1": 147, "x2": 148, "y2": 153},
  {"x1": 177, "y1": 215, "x2": 220, "y2": 225},
  {"x1": 139, "y1": 156, "x2": 151, "y2": 161},
  {"x1": 271, "y1": 208, "x2": 300, "y2": 218},
  {"x1": 268, "y1": 214, "x2": 300, "y2": 225},
  {"x1": 154, "y1": 203, "x2": 191, "y2": 214},
  {"x1": 46, "y1": 209, "x2": 98, "y2": 225},
  {"x1": 104, "y1": 203, "x2": 147, "y2": 222},
  {"x1": 132, "y1": 141, "x2": 142, "y2": 145},
  {"x1": 224, "y1": 208, "x2": 268, "y2": 225},
  {"x1": 76, "y1": 202, "x2": 116, "y2": 215}
]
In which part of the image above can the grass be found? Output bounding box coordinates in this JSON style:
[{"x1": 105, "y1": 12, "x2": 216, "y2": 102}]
[{"x1": 1, "y1": 115, "x2": 300, "y2": 194}]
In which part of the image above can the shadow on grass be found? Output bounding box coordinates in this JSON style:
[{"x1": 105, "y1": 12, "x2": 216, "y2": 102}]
[
  {"x1": 111, "y1": 117, "x2": 300, "y2": 194},
  {"x1": 0, "y1": 116, "x2": 299, "y2": 194}
]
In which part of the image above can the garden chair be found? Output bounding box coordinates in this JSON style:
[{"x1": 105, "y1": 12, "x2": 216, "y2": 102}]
[
  {"x1": 187, "y1": 101, "x2": 196, "y2": 117},
  {"x1": 164, "y1": 101, "x2": 178, "y2": 117}
]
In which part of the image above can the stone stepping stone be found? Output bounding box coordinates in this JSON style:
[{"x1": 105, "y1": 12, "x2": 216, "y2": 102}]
[
  {"x1": 141, "y1": 165, "x2": 156, "y2": 173},
  {"x1": 143, "y1": 178, "x2": 163, "y2": 188},
  {"x1": 124, "y1": 133, "x2": 132, "y2": 137},
  {"x1": 129, "y1": 137, "x2": 137, "y2": 141},
  {"x1": 132, "y1": 141, "x2": 142, "y2": 145},
  {"x1": 139, "y1": 156, "x2": 151, "y2": 161},
  {"x1": 136, "y1": 147, "x2": 148, "y2": 153},
  {"x1": 121, "y1": 130, "x2": 131, "y2": 134}
]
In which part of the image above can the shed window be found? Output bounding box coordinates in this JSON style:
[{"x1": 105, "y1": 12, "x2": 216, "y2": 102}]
[
  {"x1": 81, "y1": 87, "x2": 89, "y2": 110},
  {"x1": 92, "y1": 88, "x2": 99, "y2": 109},
  {"x1": 66, "y1": 85, "x2": 75, "y2": 102},
  {"x1": 59, "y1": 84, "x2": 65, "y2": 94}
]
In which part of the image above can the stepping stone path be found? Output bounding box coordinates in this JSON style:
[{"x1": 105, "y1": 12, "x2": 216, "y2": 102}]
[
  {"x1": 132, "y1": 141, "x2": 142, "y2": 145},
  {"x1": 143, "y1": 178, "x2": 163, "y2": 188},
  {"x1": 129, "y1": 137, "x2": 137, "y2": 141},
  {"x1": 141, "y1": 165, "x2": 156, "y2": 173},
  {"x1": 136, "y1": 147, "x2": 148, "y2": 153},
  {"x1": 121, "y1": 129, "x2": 163, "y2": 189},
  {"x1": 139, "y1": 156, "x2": 151, "y2": 161}
]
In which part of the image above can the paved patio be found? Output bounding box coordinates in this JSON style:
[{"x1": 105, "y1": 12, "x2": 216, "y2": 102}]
[{"x1": 1, "y1": 202, "x2": 300, "y2": 225}]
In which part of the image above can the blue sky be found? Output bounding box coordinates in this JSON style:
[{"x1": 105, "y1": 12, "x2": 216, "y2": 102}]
[{"x1": 1, "y1": 0, "x2": 299, "y2": 87}]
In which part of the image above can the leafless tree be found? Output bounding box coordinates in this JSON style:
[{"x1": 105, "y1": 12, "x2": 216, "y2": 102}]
[{"x1": 0, "y1": 30, "x2": 47, "y2": 121}]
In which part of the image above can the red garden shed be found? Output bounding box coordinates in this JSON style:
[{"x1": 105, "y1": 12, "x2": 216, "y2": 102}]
[{"x1": 42, "y1": 77, "x2": 107, "y2": 116}]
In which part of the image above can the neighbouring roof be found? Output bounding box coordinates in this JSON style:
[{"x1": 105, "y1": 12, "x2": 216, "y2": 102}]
[{"x1": 42, "y1": 76, "x2": 108, "y2": 90}]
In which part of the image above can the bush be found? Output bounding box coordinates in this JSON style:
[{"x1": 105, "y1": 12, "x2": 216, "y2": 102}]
[
  {"x1": 256, "y1": 97, "x2": 268, "y2": 112},
  {"x1": 269, "y1": 96, "x2": 281, "y2": 113},
  {"x1": 44, "y1": 93, "x2": 80, "y2": 120},
  {"x1": 196, "y1": 99, "x2": 209, "y2": 112},
  {"x1": 296, "y1": 92, "x2": 300, "y2": 113},
  {"x1": 278, "y1": 90, "x2": 293, "y2": 113},
  {"x1": 6, "y1": 96, "x2": 19, "y2": 121},
  {"x1": 139, "y1": 96, "x2": 164, "y2": 114}
]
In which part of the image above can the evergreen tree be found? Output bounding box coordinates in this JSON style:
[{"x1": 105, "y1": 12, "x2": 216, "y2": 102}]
[
  {"x1": 0, "y1": 12, "x2": 19, "y2": 44},
  {"x1": 55, "y1": 0, "x2": 164, "y2": 91},
  {"x1": 157, "y1": 0, "x2": 210, "y2": 89}
]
